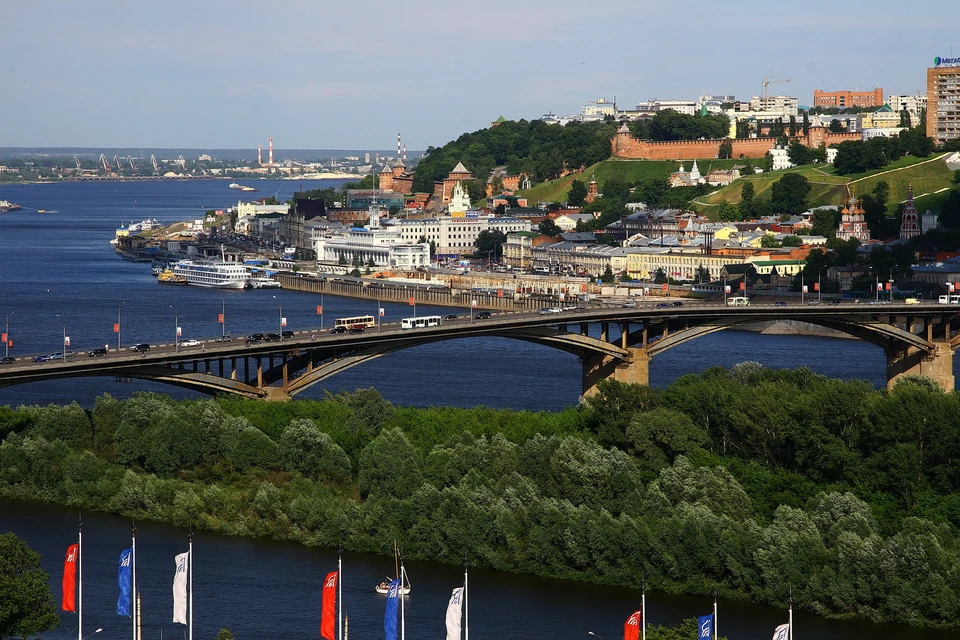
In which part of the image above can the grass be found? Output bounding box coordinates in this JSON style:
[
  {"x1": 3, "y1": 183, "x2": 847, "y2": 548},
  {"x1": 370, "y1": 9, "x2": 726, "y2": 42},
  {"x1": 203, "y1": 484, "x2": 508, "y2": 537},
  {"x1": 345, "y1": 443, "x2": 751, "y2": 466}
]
[
  {"x1": 914, "y1": 182, "x2": 960, "y2": 212},
  {"x1": 851, "y1": 154, "x2": 954, "y2": 208}
]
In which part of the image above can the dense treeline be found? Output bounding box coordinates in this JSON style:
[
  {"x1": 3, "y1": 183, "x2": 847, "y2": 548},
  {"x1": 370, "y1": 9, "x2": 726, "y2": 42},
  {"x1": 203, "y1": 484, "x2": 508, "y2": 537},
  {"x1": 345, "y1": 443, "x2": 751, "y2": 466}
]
[
  {"x1": 832, "y1": 126, "x2": 934, "y2": 175},
  {"x1": 2, "y1": 369, "x2": 960, "y2": 628},
  {"x1": 411, "y1": 120, "x2": 617, "y2": 191}
]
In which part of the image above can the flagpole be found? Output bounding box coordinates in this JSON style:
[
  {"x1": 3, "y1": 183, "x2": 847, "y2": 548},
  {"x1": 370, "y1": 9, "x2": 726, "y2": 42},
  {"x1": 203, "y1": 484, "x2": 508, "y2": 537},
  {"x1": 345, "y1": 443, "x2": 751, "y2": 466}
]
[
  {"x1": 788, "y1": 587, "x2": 793, "y2": 640},
  {"x1": 399, "y1": 558, "x2": 405, "y2": 640},
  {"x1": 132, "y1": 521, "x2": 137, "y2": 640},
  {"x1": 188, "y1": 530, "x2": 193, "y2": 640},
  {"x1": 78, "y1": 514, "x2": 82, "y2": 640},
  {"x1": 464, "y1": 563, "x2": 469, "y2": 640},
  {"x1": 713, "y1": 588, "x2": 718, "y2": 640},
  {"x1": 641, "y1": 575, "x2": 646, "y2": 640},
  {"x1": 338, "y1": 546, "x2": 343, "y2": 640}
]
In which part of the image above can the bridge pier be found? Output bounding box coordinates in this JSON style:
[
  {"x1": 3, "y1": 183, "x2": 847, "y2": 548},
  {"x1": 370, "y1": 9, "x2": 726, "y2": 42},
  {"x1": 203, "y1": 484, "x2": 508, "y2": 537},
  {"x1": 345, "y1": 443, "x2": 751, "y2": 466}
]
[
  {"x1": 581, "y1": 347, "x2": 651, "y2": 398},
  {"x1": 886, "y1": 340, "x2": 955, "y2": 391}
]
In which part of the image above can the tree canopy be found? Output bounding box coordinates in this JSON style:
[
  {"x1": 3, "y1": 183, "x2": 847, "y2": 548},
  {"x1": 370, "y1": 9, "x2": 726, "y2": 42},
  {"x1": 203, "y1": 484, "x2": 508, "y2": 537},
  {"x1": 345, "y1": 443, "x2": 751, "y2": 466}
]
[{"x1": 0, "y1": 533, "x2": 59, "y2": 640}]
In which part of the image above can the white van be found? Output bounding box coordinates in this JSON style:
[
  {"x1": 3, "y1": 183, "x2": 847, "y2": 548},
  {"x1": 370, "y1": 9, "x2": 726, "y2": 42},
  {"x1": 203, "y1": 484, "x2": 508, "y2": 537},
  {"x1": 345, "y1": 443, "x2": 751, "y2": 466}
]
[{"x1": 727, "y1": 296, "x2": 750, "y2": 307}]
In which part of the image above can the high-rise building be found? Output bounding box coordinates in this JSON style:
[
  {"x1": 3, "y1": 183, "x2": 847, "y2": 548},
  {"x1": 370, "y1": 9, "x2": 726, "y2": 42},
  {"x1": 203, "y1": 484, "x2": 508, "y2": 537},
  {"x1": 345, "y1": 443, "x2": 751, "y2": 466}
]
[{"x1": 927, "y1": 61, "x2": 960, "y2": 144}]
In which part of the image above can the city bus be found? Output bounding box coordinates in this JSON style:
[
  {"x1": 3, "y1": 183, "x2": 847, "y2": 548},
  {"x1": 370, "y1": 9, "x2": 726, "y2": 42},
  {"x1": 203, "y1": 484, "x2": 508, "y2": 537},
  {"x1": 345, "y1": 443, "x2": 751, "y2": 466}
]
[
  {"x1": 727, "y1": 296, "x2": 750, "y2": 307},
  {"x1": 334, "y1": 315, "x2": 376, "y2": 329},
  {"x1": 401, "y1": 316, "x2": 442, "y2": 330}
]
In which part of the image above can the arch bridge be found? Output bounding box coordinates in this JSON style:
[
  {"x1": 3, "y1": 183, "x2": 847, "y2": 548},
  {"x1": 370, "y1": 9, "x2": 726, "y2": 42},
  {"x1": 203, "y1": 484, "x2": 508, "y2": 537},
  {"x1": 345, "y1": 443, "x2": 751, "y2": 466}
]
[{"x1": 0, "y1": 303, "x2": 957, "y2": 400}]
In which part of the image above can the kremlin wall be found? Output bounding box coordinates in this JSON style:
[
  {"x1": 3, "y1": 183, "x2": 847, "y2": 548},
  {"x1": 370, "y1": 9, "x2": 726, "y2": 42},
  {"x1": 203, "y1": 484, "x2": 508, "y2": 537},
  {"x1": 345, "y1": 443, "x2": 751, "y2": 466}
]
[{"x1": 611, "y1": 125, "x2": 861, "y2": 160}]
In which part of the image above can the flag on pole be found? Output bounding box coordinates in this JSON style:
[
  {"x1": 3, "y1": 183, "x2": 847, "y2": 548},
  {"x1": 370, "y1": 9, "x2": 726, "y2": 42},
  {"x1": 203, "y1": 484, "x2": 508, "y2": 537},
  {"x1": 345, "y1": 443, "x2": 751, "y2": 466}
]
[
  {"x1": 172, "y1": 552, "x2": 188, "y2": 624},
  {"x1": 771, "y1": 623, "x2": 790, "y2": 640},
  {"x1": 218, "y1": 314, "x2": 224, "y2": 324},
  {"x1": 114, "y1": 323, "x2": 120, "y2": 333},
  {"x1": 445, "y1": 587, "x2": 464, "y2": 640},
  {"x1": 320, "y1": 571, "x2": 338, "y2": 640},
  {"x1": 62, "y1": 544, "x2": 78, "y2": 612},
  {"x1": 814, "y1": 282, "x2": 820, "y2": 291},
  {"x1": 383, "y1": 578, "x2": 401, "y2": 640},
  {"x1": 117, "y1": 549, "x2": 132, "y2": 616},
  {"x1": 697, "y1": 614, "x2": 713, "y2": 639},
  {"x1": 316, "y1": 305, "x2": 323, "y2": 315},
  {"x1": 281, "y1": 317, "x2": 287, "y2": 327},
  {"x1": 802, "y1": 285, "x2": 808, "y2": 294},
  {"x1": 64, "y1": 336, "x2": 70, "y2": 347},
  {"x1": 739, "y1": 282, "x2": 745, "y2": 291},
  {"x1": 624, "y1": 611, "x2": 641, "y2": 640},
  {"x1": 724, "y1": 285, "x2": 731, "y2": 294},
  {"x1": 379, "y1": 308, "x2": 385, "y2": 317}
]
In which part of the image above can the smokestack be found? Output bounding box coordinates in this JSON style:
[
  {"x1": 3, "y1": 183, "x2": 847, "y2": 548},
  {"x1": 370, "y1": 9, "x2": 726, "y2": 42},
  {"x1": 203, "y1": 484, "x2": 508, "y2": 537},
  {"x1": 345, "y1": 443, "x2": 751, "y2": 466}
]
[
  {"x1": 268, "y1": 137, "x2": 274, "y2": 166},
  {"x1": 403, "y1": 145, "x2": 406, "y2": 162},
  {"x1": 397, "y1": 133, "x2": 401, "y2": 161},
  {"x1": 258, "y1": 144, "x2": 262, "y2": 166}
]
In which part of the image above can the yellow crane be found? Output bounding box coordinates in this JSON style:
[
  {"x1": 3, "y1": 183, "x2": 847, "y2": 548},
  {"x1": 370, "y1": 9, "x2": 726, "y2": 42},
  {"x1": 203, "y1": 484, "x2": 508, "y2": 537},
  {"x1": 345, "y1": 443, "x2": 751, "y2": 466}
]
[{"x1": 762, "y1": 75, "x2": 792, "y2": 103}]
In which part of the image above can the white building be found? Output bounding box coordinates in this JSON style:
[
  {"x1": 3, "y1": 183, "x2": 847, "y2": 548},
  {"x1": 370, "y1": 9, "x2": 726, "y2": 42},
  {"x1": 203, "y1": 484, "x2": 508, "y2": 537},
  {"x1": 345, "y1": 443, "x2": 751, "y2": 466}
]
[
  {"x1": 769, "y1": 147, "x2": 794, "y2": 171},
  {"x1": 887, "y1": 94, "x2": 927, "y2": 119},
  {"x1": 392, "y1": 216, "x2": 531, "y2": 257},
  {"x1": 748, "y1": 95, "x2": 799, "y2": 116},
  {"x1": 448, "y1": 181, "x2": 471, "y2": 216},
  {"x1": 862, "y1": 127, "x2": 907, "y2": 140},
  {"x1": 313, "y1": 225, "x2": 430, "y2": 270},
  {"x1": 581, "y1": 98, "x2": 617, "y2": 120},
  {"x1": 637, "y1": 99, "x2": 698, "y2": 115}
]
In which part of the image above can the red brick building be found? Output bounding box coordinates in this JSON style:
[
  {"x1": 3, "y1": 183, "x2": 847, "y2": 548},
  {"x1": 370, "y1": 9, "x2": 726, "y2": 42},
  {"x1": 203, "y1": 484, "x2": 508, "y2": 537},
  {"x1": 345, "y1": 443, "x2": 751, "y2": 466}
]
[
  {"x1": 611, "y1": 126, "x2": 860, "y2": 160},
  {"x1": 813, "y1": 88, "x2": 884, "y2": 109}
]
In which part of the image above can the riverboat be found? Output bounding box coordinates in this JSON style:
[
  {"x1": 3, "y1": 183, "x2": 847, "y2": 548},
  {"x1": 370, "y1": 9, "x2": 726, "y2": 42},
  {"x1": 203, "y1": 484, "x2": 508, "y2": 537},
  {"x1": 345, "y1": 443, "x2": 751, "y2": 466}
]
[
  {"x1": 247, "y1": 277, "x2": 281, "y2": 289},
  {"x1": 229, "y1": 183, "x2": 258, "y2": 192},
  {"x1": 0, "y1": 200, "x2": 22, "y2": 212},
  {"x1": 157, "y1": 269, "x2": 188, "y2": 285},
  {"x1": 172, "y1": 259, "x2": 249, "y2": 289}
]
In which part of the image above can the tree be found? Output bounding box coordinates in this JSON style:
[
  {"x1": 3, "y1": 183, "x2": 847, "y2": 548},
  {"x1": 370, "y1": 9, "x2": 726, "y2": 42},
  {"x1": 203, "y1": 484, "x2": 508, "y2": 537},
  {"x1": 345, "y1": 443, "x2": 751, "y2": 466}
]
[
  {"x1": 695, "y1": 264, "x2": 711, "y2": 283},
  {"x1": 568, "y1": 179, "x2": 588, "y2": 206},
  {"x1": 718, "y1": 139, "x2": 733, "y2": 160},
  {"x1": 653, "y1": 267, "x2": 667, "y2": 284},
  {"x1": 538, "y1": 219, "x2": 561, "y2": 237},
  {"x1": 829, "y1": 119, "x2": 845, "y2": 133},
  {"x1": 358, "y1": 428, "x2": 424, "y2": 499},
  {"x1": 0, "y1": 533, "x2": 59, "y2": 640},
  {"x1": 787, "y1": 140, "x2": 812, "y2": 166},
  {"x1": 600, "y1": 265, "x2": 615, "y2": 283},
  {"x1": 770, "y1": 173, "x2": 811, "y2": 214},
  {"x1": 789, "y1": 115, "x2": 798, "y2": 137},
  {"x1": 739, "y1": 182, "x2": 756, "y2": 219},
  {"x1": 763, "y1": 152, "x2": 774, "y2": 173},
  {"x1": 802, "y1": 111, "x2": 811, "y2": 136},
  {"x1": 215, "y1": 630, "x2": 236, "y2": 640},
  {"x1": 899, "y1": 109, "x2": 912, "y2": 128},
  {"x1": 760, "y1": 234, "x2": 780, "y2": 248},
  {"x1": 475, "y1": 229, "x2": 506, "y2": 259},
  {"x1": 641, "y1": 179, "x2": 668, "y2": 208}
]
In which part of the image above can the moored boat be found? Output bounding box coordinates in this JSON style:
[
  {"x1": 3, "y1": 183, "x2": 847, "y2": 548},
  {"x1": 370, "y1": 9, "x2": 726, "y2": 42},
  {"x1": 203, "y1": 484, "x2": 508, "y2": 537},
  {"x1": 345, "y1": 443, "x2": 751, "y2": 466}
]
[
  {"x1": 247, "y1": 277, "x2": 281, "y2": 289},
  {"x1": 172, "y1": 259, "x2": 249, "y2": 289},
  {"x1": 157, "y1": 269, "x2": 188, "y2": 285}
]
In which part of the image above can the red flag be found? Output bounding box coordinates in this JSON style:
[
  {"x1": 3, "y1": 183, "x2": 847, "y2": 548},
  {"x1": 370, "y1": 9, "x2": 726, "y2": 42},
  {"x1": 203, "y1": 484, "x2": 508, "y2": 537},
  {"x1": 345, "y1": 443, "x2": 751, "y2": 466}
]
[
  {"x1": 316, "y1": 305, "x2": 323, "y2": 315},
  {"x1": 661, "y1": 283, "x2": 668, "y2": 292},
  {"x1": 739, "y1": 281, "x2": 745, "y2": 291},
  {"x1": 0, "y1": 333, "x2": 5, "y2": 342},
  {"x1": 624, "y1": 610, "x2": 641, "y2": 640},
  {"x1": 218, "y1": 313, "x2": 224, "y2": 324},
  {"x1": 113, "y1": 323, "x2": 120, "y2": 333},
  {"x1": 320, "y1": 570, "x2": 337, "y2": 640},
  {"x1": 814, "y1": 282, "x2": 820, "y2": 291},
  {"x1": 409, "y1": 297, "x2": 415, "y2": 306},
  {"x1": 62, "y1": 543, "x2": 78, "y2": 612}
]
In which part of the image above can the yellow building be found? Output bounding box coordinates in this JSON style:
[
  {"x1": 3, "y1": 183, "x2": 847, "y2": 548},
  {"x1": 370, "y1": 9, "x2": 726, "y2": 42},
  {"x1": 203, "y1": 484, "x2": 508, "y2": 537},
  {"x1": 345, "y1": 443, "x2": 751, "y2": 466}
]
[
  {"x1": 625, "y1": 249, "x2": 745, "y2": 281},
  {"x1": 859, "y1": 104, "x2": 901, "y2": 129}
]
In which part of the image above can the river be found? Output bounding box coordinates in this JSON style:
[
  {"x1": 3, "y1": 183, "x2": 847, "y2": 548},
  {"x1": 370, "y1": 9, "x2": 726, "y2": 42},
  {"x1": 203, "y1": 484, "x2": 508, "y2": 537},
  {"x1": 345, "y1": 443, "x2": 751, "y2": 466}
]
[
  {"x1": 0, "y1": 180, "x2": 904, "y2": 410},
  {"x1": 1, "y1": 499, "x2": 954, "y2": 640}
]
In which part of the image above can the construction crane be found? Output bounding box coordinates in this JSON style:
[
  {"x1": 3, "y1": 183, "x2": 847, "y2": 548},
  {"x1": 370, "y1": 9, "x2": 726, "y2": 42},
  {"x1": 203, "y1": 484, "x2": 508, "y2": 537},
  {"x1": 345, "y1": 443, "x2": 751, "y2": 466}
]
[
  {"x1": 99, "y1": 153, "x2": 111, "y2": 174},
  {"x1": 113, "y1": 155, "x2": 120, "y2": 172},
  {"x1": 127, "y1": 155, "x2": 136, "y2": 171},
  {"x1": 74, "y1": 155, "x2": 81, "y2": 171},
  {"x1": 150, "y1": 154, "x2": 159, "y2": 173},
  {"x1": 762, "y1": 75, "x2": 792, "y2": 102}
]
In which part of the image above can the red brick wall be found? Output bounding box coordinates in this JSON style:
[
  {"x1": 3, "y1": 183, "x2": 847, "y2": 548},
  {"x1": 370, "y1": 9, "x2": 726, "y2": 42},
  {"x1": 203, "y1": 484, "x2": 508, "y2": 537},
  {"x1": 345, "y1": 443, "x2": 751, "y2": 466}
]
[{"x1": 611, "y1": 128, "x2": 861, "y2": 160}]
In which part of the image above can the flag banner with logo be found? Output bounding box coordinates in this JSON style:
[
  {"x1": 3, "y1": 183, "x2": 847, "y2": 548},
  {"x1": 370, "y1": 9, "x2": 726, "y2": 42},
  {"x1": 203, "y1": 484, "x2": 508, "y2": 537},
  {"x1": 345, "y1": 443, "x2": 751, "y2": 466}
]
[
  {"x1": 117, "y1": 549, "x2": 132, "y2": 616},
  {"x1": 384, "y1": 579, "x2": 401, "y2": 640},
  {"x1": 172, "y1": 552, "x2": 188, "y2": 624},
  {"x1": 62, "y1": 544, "x2": 78, "y2": 612},
  {"x1": 771, "y1": 623, "x2": 790, "y2": 640},
  {"x1": 802, "y1": 285, "x2": 808, "y2": 294},
  {"x1": 624, "y1": 610, "x2": 641, "y2": 640},
  {"x1": 320, "y1": 571, "x2": 338, "y2": 640},
  {"x1": 697, "y1": 614, "x2": 713, "y2": 639},
  {"x1": 445, "y1": 587, "x2": 464, "y2": 640}
]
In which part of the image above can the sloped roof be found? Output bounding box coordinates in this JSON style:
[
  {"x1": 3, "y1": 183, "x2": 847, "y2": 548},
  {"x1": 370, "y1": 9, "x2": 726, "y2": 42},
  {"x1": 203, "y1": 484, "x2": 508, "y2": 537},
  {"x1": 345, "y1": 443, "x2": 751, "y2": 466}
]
[
  {"x1": 451, "y1": 161, "x2": 471, "y2": 174},
  {"x1": 494, "y1": 115, "x2": 507, "y2": 123}
]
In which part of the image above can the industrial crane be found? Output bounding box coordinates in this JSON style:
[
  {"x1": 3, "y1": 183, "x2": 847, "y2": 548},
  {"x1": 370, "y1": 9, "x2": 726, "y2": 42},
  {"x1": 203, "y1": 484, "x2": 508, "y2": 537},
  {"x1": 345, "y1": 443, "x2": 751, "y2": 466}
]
[
  {"x1": 177, "y1": 155, "x2": 186, "y2": 170},
  {"x1": 113, "y1": 155, "x2": 120, "y2": 172},
  {"x1": 99, "y1": 153, "x2": 111, "y2": 174},
  {"x1": 150, "y1": 154, "x2": 159, "y2": 173},
  {"x1": 127, "y1": 155, "x2": 136, "y2": 171},
  {"x1": 74, "y1": 155, "x2": 81, "y2": 171},
  {"x1": 762, "y1": 75, "x2": 792, "y2": 102}
]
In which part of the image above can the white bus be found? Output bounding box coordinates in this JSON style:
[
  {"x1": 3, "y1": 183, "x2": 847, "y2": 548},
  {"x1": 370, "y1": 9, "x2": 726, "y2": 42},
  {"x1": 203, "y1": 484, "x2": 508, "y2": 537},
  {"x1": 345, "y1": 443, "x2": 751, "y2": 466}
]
[
  {"x1": 727, "y1": 296, "x2": 750, "y2": 307},
  {"x1": 334, "y1": 315, "x2": 376, "y2": 329},
  {"x1": 401, "y1": 316, "x2": 442, "y2": 330},
  {"x1": 937, "y1": 295, "x2": 960, "y2": 304}
]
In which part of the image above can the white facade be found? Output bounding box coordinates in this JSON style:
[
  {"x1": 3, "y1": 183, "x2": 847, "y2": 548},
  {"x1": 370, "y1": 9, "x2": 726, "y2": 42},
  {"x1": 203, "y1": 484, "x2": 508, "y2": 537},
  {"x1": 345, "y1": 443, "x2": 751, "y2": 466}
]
[
  {"x1": 448, "y1": 181, "x2": 471, "y2": 215},
  {"x1": 637, "y1": 99, "x2": 698, "y2": 115},
  {"x1": 826, "y1": 148, "x2": 838, "y2": 164},
  {"x1": 887, "y1": 94, "x2": 927, "y2": 118},
  {"x1": 748, "y1": 95, "x2": 799, "y2": 115},
  {"x1": 581, "y1": 98, "x2": 617, "y2": 119},
  {"x1": 314, "y1": 227, "x2": 430, "y2": 269},
  {"x1": 392, "y1": 217, "x2": 531, "y2": 257},
  {"x1": 862, "y1": 127, "x2": 907, "y2": 140},
  {"x1": 768, "y1": 147, "x2": 794, "y2": 171}
]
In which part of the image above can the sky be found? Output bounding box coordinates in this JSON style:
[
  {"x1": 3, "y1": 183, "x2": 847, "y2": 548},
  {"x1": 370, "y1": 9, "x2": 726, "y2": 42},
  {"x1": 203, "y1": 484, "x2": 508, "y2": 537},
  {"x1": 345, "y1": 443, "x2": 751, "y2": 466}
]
[{"x1": 1, "y1": 0, "x2": 957, "y2": 152}]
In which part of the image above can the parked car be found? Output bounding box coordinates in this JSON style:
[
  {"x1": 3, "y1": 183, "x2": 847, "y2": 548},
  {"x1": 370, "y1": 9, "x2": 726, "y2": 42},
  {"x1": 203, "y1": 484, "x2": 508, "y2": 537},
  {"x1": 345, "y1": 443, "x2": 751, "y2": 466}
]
[
  {"x1": 129, "y1": 343, "x2": 150, "y2": 352},
  {"x1": 178, "y1": 339, "x2": 201, "y2": 348},
  {"x1": 475, "y1": 311, "x2": 492, "y2": 319},
  {"x1": 88, "y1": 348, "x2": 107, "y2": 357},
  {"x1": 329, "y1": 326, "x2": 347, "y2": 334}
]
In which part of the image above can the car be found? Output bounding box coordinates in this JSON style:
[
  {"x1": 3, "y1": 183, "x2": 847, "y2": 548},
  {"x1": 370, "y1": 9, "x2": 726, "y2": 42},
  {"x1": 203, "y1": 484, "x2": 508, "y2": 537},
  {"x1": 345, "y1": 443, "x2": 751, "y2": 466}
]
[
  {"x1": 33, "y1": 354, "x2": 51, "y2": 362},
  {"x1": 129, "y1": 343, "x2": 150, "y2": 352},
  {"x1": 87, "y1": 348, "x2": 107, "y2": 357},
  {"x1": 281, "y1": 330, "x2": 294, "y2": 338},
  {"x1": 655, "y1": 303, "x2": 671, "y2": 309},
  {"x1": 774, "y1": 301, "x2": 787, "y2": 307},
  {"x1": 475, "y1": 311, "x2": 491, "y2": 319},
  {"x1": 247, "y1": 333, "x2": 265, "y2": 342},
  {"x1": 49, "y1": 352, "x2": 65, "y2": 360},
  {"x1": 670, "y1": 301, "x2": 684, "y2": 307},
  {"x1": 622, "y1": 300, "x2": 638, "y2": 308},
  {"x1": 443, "y1": 314, "x2": 458, "y2": 321},
  {"x1": 329, "y1": 326, "x2": 347, "y2": 334},
  {"x1": 214, "y1": 335, "x2": 234, "y2": 342},
  {"x1": 178, "y1": 339, "x2": 201, "y2": 347},
  {"x1": 538, "y1": 307, "x2": 552, "y2": 315},
  {"x1": 348, "y1": 325, "x2": 365, "y2": 334},
  {"x1": 1, "y1": 356, "x2": 15, "y2": 364},
  {"x1": 264, "y1": 333, "x2": 282, "y2": 342},
  {"x1": 574, "y1": 306, "x2": 587, "y2": 312},
  {"x1": 904, "y1": 297, "x2": 920, "y2": 305}
]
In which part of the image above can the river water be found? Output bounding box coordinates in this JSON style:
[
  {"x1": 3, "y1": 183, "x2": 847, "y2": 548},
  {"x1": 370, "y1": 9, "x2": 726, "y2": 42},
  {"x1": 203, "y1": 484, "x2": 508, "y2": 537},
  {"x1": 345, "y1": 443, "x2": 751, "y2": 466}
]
[
  {"x1": 0, "y1": 180, "x2": 900, "y2": 410},
  {"x1": 0, "y1": 181, "x2": 956, "y2": 639},
  {"x1": 1, "y1": 499, "x2": 954, "y2": 640}
]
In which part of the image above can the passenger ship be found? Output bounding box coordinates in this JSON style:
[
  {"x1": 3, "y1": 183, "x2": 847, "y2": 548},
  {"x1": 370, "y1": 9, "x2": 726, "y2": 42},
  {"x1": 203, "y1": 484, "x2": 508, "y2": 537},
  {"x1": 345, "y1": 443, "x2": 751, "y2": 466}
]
[{"x1": 171, "y1": 259, "x2": 249, "y2": 289}]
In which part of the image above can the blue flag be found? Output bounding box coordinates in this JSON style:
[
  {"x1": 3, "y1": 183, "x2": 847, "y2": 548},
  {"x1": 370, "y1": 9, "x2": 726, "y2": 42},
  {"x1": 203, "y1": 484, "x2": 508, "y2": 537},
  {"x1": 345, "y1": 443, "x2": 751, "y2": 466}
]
[
  {"x1": 697, "y1": 614, "x2": 713, "y2": 639},
  {"x1": 383, "y1": 579, "x2": 401, "y2": 640},
  {"x1": 117, "y1": 548, "x2": 132, "y2": 616}
]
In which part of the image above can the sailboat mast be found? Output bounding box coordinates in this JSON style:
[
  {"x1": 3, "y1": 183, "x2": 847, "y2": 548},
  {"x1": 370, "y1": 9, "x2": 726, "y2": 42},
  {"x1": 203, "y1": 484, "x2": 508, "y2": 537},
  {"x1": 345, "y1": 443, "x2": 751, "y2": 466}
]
[
  {"x1": 393, "y1": 540, "x2": 399, "y2": 581},
  {"x1": 788, "y1": 588, "x2": 793, "y2": 640},
  {"x1": 399, "y1": 562, "x2": 406, "y2": 640},
  {"x1": 188, "y1": 532, "x2": 193, "y2": 640},
  {"x1": 78, "y1": 515, "x2": 82, "y2": 640},
  {"x1": 713, "y1": 590, "x2": 718, "y2": 640}
]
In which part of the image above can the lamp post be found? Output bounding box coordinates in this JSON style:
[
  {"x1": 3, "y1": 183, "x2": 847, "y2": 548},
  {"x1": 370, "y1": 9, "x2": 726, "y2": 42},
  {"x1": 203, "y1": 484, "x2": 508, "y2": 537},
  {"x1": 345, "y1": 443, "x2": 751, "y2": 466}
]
[
  {"x1": 117, "y1": 302, "x2": 125, "y2": 351},
  {"x1": 56, "y1": 314, "x2": 67, "y2": 357},
  {"x1": 220, "y1": 297, "x2": 226, "y2": 340},
  {"x1": 170, "y1": 305, "x2": 179, "y2": 353},
  {"x1": 273, "y1": 295, "x2": 283, "y2": 341},
  {"x1": 800, "y1": 274, "x2": 805, "y2": 305},
  {"x1": 3, "y1": 312, "x2": 13, "y2": 359},
  {"x1": 889, "y1": 269, "x2": 895, "y2": 302},
  {"x1": 818, "y1": 267, "x2": 824, "y2": 304}
]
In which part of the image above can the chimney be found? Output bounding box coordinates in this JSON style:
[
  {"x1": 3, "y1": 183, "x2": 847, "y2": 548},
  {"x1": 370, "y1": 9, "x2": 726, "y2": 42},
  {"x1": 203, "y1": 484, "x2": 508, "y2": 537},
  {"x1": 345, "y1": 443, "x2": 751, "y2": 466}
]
[
  {"x1": 397, "y1": 133, "x2": 401, "y2": 161},
  {"x1": 403, "y1": 145, "x2": 406, "y2": 162},
  {"x1": 268, "y1": 137, "x2": 274, "y2": 166},
  {"x1": 258, "y1": 144, "x2": 262, "y2": 166}
]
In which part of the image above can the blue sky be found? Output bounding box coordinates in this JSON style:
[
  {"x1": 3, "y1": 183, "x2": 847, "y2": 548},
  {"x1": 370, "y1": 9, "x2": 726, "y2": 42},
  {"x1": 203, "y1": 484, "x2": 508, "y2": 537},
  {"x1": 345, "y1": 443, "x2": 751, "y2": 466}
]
[{"x1": 1, "y1": 0, "x2": 956, "y2": 151}]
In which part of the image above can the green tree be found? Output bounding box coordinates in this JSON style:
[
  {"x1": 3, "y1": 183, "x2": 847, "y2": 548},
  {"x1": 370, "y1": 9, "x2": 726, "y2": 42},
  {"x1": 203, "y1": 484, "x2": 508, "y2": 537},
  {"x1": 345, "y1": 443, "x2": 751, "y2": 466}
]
[
  {"x1": 0, "y1": 533, "x2": 59, "y2": 640},
  {"x1": 802, "y1": 111, "x2": 811, "y2": 136},
  {"x1": 760, "y1": 234, "x2": 780, "y2": 248},
  {"x1": 739, "y1": 182, "x2": 756, "y2": 219},
  {"x1": 567, "y1": 179, "x2": 588, "y2": 206},
  {"x1": 538, "y1": 219, "x2": 561, "y2": 237},
  {"x1": 475, "y1": 230, "x2": 506, "y2": 259},
  {"x1": 718, "y1": 139, "x2": 733, "y2": 159},
  {"x1": 653, "y1": 267, "x2": 667, "y2": 284},
  {"x1": 279, "y1": 419, "x2": 352, "y2": 482},
  {"x1": 770, "y1": 174, "x2": 811, "y2": 214},
  {"x1": 787, "y1": 140, "x2": 812, "y2": 166},
  {"x1": 695, "y1": 264, "x2": 711, "y2": 283},
  {"x1": 641, "y1": 179, "x2": 668, "y2": 208},
  {"x1": 215, "y1": 629, "x2": 236, "y2": 640},
  {"x1": 829, "y1": 119, "x2": 845, "y2": 133},
  {"x1": 600, "y1": 265, "x2": 615, "y2": 283},
  {"x1": 358, "y1": 427, "x2": 424, "y2": 499}
]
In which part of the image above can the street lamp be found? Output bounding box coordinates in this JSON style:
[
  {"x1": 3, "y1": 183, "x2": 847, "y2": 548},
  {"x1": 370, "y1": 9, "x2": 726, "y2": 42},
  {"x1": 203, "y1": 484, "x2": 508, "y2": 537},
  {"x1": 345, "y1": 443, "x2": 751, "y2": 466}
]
[
  {"x1": 3, "y1": 312, "x2": 13, "y2": 359},
  {"x1": 170, "y1": 305, "x2": 179, "y2": 352},
  {"x1": 273, "y1": 295, "x2": 284, "y2": 341},
  {"x1": 117, "y1": 302, "x2": 125, "y2": 351},
  {"x1": 56, "y1": 314, "x2": 68, "y2": 357}
]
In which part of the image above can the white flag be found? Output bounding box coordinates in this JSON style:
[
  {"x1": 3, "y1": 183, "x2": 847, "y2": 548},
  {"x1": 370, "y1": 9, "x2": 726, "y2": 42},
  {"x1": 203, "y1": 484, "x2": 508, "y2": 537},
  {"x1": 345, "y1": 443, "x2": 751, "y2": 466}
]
[
  {"x1": 173, "y1": 551, "x2": 189, "y2": 624},
  {"x1": 771, "y1": 623, "x2": 790, "y2": 640},
  {"x1": 445, "y1": 587, "x2": 464, "y2": 640}
]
